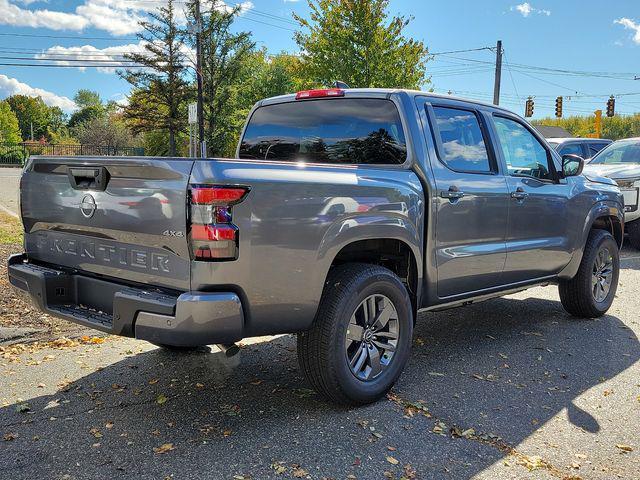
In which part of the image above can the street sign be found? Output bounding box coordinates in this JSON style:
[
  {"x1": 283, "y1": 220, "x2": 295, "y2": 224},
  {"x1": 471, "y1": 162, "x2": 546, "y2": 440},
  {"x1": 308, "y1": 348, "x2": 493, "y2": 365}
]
[{"x1": 188, "y1": 103, "x2": 197, "y2": 125}]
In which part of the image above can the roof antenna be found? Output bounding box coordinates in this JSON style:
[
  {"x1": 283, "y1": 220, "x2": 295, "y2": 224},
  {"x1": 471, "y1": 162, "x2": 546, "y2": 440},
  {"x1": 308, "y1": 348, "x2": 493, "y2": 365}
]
[{"x1": 333, "y1": 81, "x2": 350, "y2": 89}]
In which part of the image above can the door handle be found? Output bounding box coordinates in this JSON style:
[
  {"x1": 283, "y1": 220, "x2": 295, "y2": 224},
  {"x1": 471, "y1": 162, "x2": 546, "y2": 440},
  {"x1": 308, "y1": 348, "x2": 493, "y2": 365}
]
[
  {"x1": 511, "y1": 187, "x2": 529, "y2": 200},
  {"x1": 440, "y1": 186, "x2": 465, "y2": 200}
]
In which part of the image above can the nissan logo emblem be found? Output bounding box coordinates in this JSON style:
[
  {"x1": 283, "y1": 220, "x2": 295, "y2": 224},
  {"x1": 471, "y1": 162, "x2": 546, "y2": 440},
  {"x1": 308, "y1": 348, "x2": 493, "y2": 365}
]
[{"x1": 80, "y1": 194, "x2": 97, "y2": 218}]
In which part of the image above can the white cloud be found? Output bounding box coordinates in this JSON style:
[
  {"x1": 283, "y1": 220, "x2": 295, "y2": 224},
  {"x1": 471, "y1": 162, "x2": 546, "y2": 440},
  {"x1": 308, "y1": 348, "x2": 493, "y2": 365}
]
[
  {"x1": 35, "y1": 42, "x2": 146, "y2": 73},
  {"x1": 0, "y1": 0, "x2": 88, "y2": 30},
  {"x1": 0, "y1": 0, "x2": 255, "y2": 36},
  {"x1": 615, "y1": 17, "x2": 640, "y2": 44},
  {"x1": 0, "y1": 74, "x2": 77, "y2": 112},
  {"x1": 34, "y1": 41, "x2": 196, "y2": 74},
  {"x1": 510, "y1": 3, "x2": 550, "y2": 18}
]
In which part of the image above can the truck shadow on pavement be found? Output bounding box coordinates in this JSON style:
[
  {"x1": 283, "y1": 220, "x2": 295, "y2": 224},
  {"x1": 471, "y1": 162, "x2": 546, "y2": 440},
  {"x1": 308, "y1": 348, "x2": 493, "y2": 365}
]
[{"x1": 1, "y1": 293, "x2": 638, "y2": 480}]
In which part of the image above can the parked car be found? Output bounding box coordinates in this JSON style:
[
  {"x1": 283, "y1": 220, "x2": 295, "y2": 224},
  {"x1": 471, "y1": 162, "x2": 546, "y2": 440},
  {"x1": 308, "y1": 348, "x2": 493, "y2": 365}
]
[
  {"x1": 547, "y1": 137, "x2": 612, "y2": 162},
  {"x1": 584, "y1": 138, "x2": 640, "y2": 248},
  {"x1": 9, "y1": 89, "x2": 623, "y2": 405}
]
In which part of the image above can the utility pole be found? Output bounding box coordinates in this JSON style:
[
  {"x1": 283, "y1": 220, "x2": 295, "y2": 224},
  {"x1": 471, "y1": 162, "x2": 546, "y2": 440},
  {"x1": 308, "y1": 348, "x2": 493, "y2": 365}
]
[
  {"x1": 194, "y1": 0, "x2": 206, "y2": 158},
  {"x1": 493, "y1": 40, "x2": 502, "y2": 106},
  {"x1": 30, "y1": 122, "x2": 34, "y2": 141}
]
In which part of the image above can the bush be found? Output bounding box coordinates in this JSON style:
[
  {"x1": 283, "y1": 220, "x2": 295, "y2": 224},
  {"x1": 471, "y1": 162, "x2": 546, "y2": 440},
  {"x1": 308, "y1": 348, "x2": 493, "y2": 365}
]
[{"x1": 0, "y1": 145, "x2": 27, "y2": 165}]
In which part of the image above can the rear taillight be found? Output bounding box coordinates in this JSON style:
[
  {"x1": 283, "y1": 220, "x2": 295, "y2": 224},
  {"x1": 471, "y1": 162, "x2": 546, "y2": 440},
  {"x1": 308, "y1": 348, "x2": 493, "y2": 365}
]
[{"x1": 189, "y1": 185, "x2": 249, "y2": 261}]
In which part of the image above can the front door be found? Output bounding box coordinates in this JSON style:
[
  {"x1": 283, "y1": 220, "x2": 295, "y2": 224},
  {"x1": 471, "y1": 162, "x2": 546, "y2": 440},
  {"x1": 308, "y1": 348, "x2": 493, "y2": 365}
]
[
  {"x1": 424, "y1": 102, "x2": 509, "y2": 298},
  {"x1": 490, "y1": 114, "x2": 572, "y2": 284}
]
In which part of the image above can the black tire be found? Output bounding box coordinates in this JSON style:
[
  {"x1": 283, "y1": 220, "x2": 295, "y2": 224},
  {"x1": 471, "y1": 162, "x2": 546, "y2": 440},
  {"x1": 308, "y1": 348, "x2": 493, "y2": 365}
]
[
  {"x1": 297, "y1": 263, "x2": 413, "y2": 405},
  {"x1": 559, "y1": 229, "x2": 619, "y2": 318},
  {"x1": 627, "y1": 219, "x2": 640, "y2": 250}
]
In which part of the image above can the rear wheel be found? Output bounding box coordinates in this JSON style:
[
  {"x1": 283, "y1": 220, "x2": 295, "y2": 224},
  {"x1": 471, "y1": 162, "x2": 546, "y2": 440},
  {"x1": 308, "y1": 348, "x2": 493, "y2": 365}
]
[
  {"x1": 559, "y1": 229, "x2": 619, "y2": 318},
  {"x1": 297, "y1": 263, "x2": 413, "y2": 405},
  {"x1": 627, "y1": 219, "x2": 640, "y2": 250}
]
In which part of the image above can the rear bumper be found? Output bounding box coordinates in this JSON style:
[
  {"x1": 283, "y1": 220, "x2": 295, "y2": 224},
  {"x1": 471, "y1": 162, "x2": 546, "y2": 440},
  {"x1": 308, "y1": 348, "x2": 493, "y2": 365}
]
[{"x1": 7, "y1": 254, "x2": 244, "y2": 346}]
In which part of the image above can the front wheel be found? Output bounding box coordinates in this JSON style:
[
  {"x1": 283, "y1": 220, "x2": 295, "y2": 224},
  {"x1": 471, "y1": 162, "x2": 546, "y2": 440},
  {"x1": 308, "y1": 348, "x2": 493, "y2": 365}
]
[
  {"x1": 559, "y1": 229, "x2": 620, "y2": 318},
  {"x1": 297, "y1": 264, "x2": 413, "y2": 405}
]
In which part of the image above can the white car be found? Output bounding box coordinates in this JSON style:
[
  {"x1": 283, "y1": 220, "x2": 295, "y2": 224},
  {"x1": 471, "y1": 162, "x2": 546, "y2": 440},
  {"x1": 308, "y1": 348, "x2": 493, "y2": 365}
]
[{"x1": 583, "y1": 138, "x2": 640, "y2": 248}]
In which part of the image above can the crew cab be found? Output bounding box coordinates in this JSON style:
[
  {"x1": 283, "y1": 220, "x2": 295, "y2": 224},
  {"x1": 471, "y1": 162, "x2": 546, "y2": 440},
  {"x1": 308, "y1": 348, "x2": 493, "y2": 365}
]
[{"x1": 9, "y1": 89, "x2": 624, "y2": 405}]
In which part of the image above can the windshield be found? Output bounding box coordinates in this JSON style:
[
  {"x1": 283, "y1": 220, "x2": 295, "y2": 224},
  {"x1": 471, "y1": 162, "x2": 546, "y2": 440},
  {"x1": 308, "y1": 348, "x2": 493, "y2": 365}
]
[{"x1": 590, "y1": 140, "x2": 640, "y2": 165}]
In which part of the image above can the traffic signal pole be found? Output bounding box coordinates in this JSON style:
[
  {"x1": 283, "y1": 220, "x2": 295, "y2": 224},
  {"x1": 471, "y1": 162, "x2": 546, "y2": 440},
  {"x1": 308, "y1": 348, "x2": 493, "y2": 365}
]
[{"x1": 493, "y1": 40, "x2": 502, "y2": 106}]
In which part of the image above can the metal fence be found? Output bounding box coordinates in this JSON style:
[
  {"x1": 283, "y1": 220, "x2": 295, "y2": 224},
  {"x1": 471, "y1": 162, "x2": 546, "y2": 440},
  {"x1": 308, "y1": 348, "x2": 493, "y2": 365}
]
[{"x1": 0, "y1": 143, "x2": 145, "y2": 165}]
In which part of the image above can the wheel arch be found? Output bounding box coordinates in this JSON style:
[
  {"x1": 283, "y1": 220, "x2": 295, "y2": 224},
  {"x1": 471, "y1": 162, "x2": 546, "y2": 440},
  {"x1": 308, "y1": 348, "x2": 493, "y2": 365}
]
[
  {"x1": 559, "y1": 200, "x2": 624, "y2": 280},
  {"x1": 324, "y1": 237, "x2": 421, "y2": 319}
]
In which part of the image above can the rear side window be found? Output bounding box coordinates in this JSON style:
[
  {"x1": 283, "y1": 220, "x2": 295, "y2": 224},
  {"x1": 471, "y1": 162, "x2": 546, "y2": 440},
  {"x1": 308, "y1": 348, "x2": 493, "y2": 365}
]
[
  {"x1": 431, "y1": 106, "x2": 492, "y2": 173},
  {"x1": 239, "y1": 99, "x2": 407, "y2": 165},
  {"x1": 558, "y1": 143, "x2": 585, "y2": 157}
]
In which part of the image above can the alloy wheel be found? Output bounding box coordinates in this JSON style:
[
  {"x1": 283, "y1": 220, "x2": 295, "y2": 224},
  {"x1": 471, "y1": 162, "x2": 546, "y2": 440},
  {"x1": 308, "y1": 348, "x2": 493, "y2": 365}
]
[{"x1": 345, "y1": 294, "x2": 400, "y2": 381}]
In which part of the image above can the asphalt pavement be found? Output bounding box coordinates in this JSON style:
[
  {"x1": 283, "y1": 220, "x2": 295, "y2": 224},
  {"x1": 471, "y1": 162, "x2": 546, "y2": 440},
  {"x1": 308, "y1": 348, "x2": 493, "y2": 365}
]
[{"x1": 0, "y1": 168, "x2": 21, "y2": 217}]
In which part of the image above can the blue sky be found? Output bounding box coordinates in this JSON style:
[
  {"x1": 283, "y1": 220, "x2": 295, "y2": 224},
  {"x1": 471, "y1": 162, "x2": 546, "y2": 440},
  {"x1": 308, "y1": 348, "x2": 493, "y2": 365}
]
[{"x1": 0, "y1": 0, "x2": 639, "y2": 119}]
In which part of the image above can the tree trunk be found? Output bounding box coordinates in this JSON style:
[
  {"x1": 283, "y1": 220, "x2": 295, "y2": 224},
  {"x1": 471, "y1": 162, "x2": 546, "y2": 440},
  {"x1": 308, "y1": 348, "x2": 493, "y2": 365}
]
[{"x1": 168, "y1": 128, "x2": 176, "y2": 156}]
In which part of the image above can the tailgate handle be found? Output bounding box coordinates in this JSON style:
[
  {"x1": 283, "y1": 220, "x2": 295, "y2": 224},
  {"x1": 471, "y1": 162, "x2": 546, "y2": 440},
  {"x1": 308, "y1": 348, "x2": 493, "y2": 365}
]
[{"x1": 68, "y1": 166, "x2": 109, "y2": 191}]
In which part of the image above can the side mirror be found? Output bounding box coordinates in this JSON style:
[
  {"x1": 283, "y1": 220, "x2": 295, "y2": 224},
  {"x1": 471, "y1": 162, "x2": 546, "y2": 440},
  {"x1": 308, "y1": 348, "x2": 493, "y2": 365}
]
[{"x1": 562, "y1": 154, "x2": 584, "y2": 177}]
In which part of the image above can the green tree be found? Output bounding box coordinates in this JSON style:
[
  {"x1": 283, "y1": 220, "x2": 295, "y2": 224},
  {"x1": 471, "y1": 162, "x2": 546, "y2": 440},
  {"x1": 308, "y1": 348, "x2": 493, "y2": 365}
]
[
  {"x1": 293, "y1": 0, "x2": 430, "y2": 89},
  {"x1": 68, "y1": 104, "x2": 105, "y2": 130},
  {"x1": 72, "y1": 112, "x2": 137, "y2": 149},
  {"x1": 74, "y1": 89, "x2": 102, "y2": 110},
  {"x1": 119, "y1": 0, "x2": 190, "y2": 156},
  {"x1": 5, "y1": 95, "x2": 54, "y2": 141},
  {"x1": 0, "y1": 100, "x2": 22, "y2": 143}
]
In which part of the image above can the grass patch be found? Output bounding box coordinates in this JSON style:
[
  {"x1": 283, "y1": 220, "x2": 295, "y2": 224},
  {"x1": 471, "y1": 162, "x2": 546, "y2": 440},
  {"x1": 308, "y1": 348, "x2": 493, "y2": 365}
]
[{"x1": 0, "y1": 212, "x2": 23, "y2": 245}]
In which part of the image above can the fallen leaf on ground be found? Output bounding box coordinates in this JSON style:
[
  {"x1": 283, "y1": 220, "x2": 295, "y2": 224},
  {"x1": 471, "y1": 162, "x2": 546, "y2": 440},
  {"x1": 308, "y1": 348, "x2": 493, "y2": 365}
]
[
  {"x1": 292, "y1": 466, "x2": 308, "y2": 478},
  {"x1": 153, "y1": 443, "x2": 175, "y2": 454},
  {"x1": 3, "y1": 433, "x2": 17, "y2": 441},
  {"x1": 386, "y1": 456, "x2": 399, "y2": 465},
  {"x1": 156, "y1": 394, "x2": 167, "y2": 405},
  {"x1": 616, "y1": 444, "x2": 633, "y2": 453},
  {"x1": 15, "y1": 403, "x2": 30, "y2": 413},
  {"x1": 43, "y1": 399, "x2": 60, "y2": 410}
]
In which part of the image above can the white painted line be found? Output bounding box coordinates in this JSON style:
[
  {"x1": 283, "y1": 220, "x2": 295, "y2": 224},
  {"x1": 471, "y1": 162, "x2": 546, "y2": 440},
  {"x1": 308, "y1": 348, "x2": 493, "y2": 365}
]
[
  {"x1": 621, "y1": 255, "x2": 640, "y2": 262},
  {"x1": 0, "y1": 202, "x2": 18, "y2": 218}
]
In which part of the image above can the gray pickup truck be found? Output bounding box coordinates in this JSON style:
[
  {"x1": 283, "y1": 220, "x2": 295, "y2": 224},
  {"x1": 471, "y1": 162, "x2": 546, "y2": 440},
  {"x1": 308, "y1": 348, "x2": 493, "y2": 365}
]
[{"x1": 8, "y1": 88, "x2": 624, "y2": 405}]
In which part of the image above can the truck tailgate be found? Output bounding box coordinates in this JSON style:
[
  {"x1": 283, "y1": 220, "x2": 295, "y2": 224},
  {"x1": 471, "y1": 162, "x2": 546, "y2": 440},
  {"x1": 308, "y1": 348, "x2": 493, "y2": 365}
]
[{"x1": 20, "y1": 156, "x2": 194, "y2": 291}]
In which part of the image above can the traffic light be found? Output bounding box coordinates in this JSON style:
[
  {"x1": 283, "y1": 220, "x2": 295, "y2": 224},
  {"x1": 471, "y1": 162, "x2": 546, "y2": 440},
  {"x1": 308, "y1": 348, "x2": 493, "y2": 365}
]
[
  {"x1": 525, "y1": 97, "x2": 534, "y2": 117},
  {"x1": 606, "y1": 96, "x2": 615, "y2": 117},
  {"x1": 555, "y1": 96, "x2": 563, "y2": 118}
]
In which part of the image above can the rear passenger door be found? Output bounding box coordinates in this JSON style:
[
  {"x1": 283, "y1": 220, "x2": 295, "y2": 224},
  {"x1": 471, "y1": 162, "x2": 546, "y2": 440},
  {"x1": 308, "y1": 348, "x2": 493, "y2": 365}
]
[
  {"x1": 422, "y1": 101, "x2": 509, "y2": 298},
  {"x1": 490, "y1": 114, "x2": 572, "y2": 283}
]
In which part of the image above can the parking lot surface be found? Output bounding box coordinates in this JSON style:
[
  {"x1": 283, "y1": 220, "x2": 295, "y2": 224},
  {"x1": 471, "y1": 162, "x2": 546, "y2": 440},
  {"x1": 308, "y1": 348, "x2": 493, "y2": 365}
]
[{"x1": 1, "y1": 251, "x2": 639, "y2": 479}]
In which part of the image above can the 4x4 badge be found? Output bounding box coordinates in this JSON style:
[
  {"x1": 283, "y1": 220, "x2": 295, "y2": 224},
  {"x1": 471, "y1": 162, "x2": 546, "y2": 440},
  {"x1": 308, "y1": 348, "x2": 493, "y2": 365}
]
[{"x1": 80, "y1": 194, "x2": 97, "y2": 218}]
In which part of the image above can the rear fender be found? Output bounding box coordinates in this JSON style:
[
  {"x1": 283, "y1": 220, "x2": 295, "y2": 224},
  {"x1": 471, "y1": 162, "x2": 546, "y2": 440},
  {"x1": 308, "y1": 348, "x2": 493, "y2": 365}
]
[{"x1": 314, "y1": 213, "x2": 424, "y2": 304}]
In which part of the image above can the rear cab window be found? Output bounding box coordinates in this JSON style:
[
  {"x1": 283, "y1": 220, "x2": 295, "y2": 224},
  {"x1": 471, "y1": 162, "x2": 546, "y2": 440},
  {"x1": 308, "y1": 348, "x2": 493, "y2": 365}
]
[
  {"x1": 239, "y1": 98, "x2": 407, "y2": 165},
  {"x1": 429, "y1": 106, "x2": 493, "y2": 173}
]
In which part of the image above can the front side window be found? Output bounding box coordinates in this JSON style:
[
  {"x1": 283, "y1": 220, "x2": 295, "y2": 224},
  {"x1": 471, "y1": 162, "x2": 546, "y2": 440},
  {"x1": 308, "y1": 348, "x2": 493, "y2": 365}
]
[
  {"x1": 493, "y1": 116, "x2": 554, "y2": 181},
  {"x1": 590, "y1": 141, "x2": 640, "y2": 164},
  {"x1": 431, "y1": 106, "x2": 492, "y2": 173},
  {"x1": 239, "y1": 98, "x2": 407, "y2": 165}
]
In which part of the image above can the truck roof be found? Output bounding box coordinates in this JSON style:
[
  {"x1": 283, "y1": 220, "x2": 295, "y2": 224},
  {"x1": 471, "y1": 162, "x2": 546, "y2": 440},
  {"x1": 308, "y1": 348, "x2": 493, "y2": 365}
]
[{"x1": 258, "y1": 88, "x2": 518, "y2": 116}]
